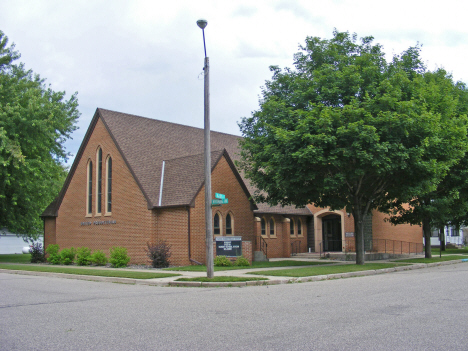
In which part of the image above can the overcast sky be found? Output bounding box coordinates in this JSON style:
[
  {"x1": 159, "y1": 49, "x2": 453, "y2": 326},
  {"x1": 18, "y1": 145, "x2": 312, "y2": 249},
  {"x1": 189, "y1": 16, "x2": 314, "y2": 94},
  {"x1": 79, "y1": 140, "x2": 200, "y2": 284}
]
[{"x1": 2, "y1": 0, "x2": 467, "y2": 165}]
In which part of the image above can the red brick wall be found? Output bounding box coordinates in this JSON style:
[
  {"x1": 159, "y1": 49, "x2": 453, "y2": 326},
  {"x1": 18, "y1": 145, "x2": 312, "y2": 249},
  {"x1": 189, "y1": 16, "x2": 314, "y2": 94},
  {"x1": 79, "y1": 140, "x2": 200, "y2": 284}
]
[
  {"x1": 371, "y1": 210, "x2": 422, "y2": 243},
  {"x1": 44, "y1": 218, "x2": 56, "y2": 247},
  {"x1": 154, "y1": 207, "x2": 190, "y2": 266},
  {"x1": 254, "y1": 215, "x2": 309, "y2": 259},
  {"x1": 189, "y1": 156, "x2": 255, "y2": 264},
  {"x1": 53, "y1": 118, "x2": 154, "y2": 264}
]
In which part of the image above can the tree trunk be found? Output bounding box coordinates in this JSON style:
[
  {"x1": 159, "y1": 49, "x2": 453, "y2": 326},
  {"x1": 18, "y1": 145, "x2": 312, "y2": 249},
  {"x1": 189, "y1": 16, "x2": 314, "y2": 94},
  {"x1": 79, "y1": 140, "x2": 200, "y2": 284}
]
[
  {"x1": 422, "y1": 217, "x2": 432, "y2": 258},
  {"x1": 353, "y1": 209, "x2": 365, "y2": 265}
]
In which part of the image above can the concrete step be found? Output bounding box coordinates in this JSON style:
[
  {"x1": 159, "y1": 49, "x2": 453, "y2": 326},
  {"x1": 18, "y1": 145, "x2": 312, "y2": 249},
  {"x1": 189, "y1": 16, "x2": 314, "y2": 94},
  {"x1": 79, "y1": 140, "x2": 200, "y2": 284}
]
[{"x1": 253, "y1": 251, "x2": 269, "y2": 262}]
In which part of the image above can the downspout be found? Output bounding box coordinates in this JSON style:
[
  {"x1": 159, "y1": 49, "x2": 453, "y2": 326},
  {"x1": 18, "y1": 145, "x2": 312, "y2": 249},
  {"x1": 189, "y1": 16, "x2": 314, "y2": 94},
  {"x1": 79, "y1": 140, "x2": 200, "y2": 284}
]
[
  {"x1": 187, "y1": 206, "x2": 202, "y2": 265},
  {"x1": 158, "y1": 161, "x2": 165, "y2": 207}
]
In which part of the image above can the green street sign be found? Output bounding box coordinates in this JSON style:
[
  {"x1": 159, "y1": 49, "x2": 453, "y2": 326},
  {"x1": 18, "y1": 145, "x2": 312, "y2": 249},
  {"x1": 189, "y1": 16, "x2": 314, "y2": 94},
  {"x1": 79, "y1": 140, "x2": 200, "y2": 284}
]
[
  {"x1": 215, "y1": 193, "x2": 225, "y2": 199},
  {"x1": 211, "y1": 198, "x2": 228, "y2": 205}
]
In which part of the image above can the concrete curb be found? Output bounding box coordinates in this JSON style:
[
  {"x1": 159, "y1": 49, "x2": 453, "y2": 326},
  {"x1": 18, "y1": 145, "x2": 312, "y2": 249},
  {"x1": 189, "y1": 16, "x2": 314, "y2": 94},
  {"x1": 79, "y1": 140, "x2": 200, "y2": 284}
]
[{"x1": 1, "y1": 259, "x2": 466, "y2": 288}]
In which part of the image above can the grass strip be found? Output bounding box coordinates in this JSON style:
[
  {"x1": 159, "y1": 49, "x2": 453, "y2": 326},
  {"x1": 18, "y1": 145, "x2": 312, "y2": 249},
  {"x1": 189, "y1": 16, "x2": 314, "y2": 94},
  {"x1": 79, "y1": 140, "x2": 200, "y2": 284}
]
[
  {"x1": 0, "y1": 254, "x2": 31, "y2": 264},
  {"x1": 166, "y1": 260, "x2": 331, "y2": 272},
  {"x1": 0, "y1": 264, "x2": 180, "y2": 279},
  {"x1": 430, "y1": 248, "x2": 468, "y2": 255},
  {"x1": 176, "y1": 276, "x2": 268, "y2": 282},
  {"x1": 248, "y1": 263, "x2": 406, "y2": 277},
  {"x1": 396, "y1": 255, "x2": 466, "y2": 263}
]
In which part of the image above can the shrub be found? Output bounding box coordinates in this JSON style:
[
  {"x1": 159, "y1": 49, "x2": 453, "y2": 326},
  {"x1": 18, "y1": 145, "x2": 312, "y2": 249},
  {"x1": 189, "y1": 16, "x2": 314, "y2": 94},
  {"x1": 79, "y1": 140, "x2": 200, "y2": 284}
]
[
  {"x1": 234, "y1": 256, "x2": 250, "y2": 267},
  {"x1": 146, "y1": 241, "x2": 172, "y2": 268},
  {"x1": 60, "y1": 247, "x2": 76, "y2": 265},
  {"x1": 45, "y1": 244, "x2": 61, "y2": 265},
  {"x1": 29, "y1": 242, "x2": 46, "y2": 263},
  {"x1": 90, "y1": 250, "x2": 108, "y2": 266},
  {"x1": 109, "y1": 246, "x2": 130, "y2": 268},
  {"x1": 75, "y1": 247, "x2": 92, "y2": 266},
  {"x1": 214, "y1": 255, "x2": 232, "y2": 267}
]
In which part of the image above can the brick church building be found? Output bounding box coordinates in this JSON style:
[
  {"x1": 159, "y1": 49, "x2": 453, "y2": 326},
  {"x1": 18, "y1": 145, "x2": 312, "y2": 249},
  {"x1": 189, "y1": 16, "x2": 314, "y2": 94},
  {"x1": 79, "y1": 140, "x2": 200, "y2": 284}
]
[{"x1": 42, "y1": 108, "x2": 422, "y2": 266}]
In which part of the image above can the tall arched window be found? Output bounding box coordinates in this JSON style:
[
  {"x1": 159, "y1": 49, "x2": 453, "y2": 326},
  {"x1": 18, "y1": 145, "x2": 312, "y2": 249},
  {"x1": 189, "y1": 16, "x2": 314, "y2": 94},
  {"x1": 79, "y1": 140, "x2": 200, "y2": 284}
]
[
  {"x1": 297, "y1": 219, "x2": 302, "y2": 236},
  {"x1": 290, "y1": 218, "x2": 295, "y2": 236},
  {"x1": 96, "y1": 148, "x2": 102, "y2": 215},
  {"x1": 269, "y1": 218, "x2": 276, "y2": 237},
  {"x1": 214, "y1": 212, "x2": 221, "y2": 235},
  {"x1": 226, "y1": 213, "x2": 233, "y2": 235},
  {"x1": 87, "y1": 160, "x2": 93, "y2": 215},
  {"x1": 106, "y1": 156, "x2": 112, "y2": 214},
  {"x1": 261, "y1": 218, "x2": 266, "y2": 236}
]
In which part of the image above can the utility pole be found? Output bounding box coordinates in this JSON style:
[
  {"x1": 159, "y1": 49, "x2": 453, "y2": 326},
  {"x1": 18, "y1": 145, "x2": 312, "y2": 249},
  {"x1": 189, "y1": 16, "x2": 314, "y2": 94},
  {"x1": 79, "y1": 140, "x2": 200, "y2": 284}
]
[{"x1": 197, "y1": 19, "x2": 214, "y2": 278}]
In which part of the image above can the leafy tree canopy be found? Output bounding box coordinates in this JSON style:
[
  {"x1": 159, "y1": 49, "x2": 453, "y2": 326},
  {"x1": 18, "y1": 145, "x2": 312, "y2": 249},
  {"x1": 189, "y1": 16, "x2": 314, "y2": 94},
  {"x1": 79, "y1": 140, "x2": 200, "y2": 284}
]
[
  {"x1": 239, "y1": 30, "x2": 468, "y2": 264},
  {"x1": 0, "y1": 30, "x2": 79, "y2": 238}
]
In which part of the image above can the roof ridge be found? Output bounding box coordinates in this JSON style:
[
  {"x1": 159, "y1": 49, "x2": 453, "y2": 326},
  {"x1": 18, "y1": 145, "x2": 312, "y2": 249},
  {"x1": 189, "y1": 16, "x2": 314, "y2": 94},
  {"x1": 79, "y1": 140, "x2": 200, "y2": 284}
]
[
  {"x1": 163, "y1": 149, "x2": 224, "y2": 163},
  {"x1": 98, "y1": 108, "x2": 242, "y2": 138}
]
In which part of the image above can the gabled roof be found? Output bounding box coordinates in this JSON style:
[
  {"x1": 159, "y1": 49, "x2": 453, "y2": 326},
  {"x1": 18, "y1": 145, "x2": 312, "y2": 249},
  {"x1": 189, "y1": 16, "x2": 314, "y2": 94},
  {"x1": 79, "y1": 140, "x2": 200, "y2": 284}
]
[{"x1": 42, "y1": 108, "x2": 311, "y2": 217}]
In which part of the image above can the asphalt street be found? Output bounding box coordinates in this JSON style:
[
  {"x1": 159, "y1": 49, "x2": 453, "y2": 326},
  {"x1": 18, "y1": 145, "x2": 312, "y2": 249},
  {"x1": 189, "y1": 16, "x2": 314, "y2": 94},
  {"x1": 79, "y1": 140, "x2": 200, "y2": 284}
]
[{"x1": 1, "y1": 263, "x2": 467, "y2": 351}]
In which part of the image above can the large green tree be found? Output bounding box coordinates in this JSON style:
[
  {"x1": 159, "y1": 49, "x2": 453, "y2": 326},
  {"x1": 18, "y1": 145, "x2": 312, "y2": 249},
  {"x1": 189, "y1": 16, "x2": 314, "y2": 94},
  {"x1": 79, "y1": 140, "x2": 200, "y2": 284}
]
[
  {"x1": 0, "y1": 31, "x2": 79, "y2": 238},
  {"x1": 238, "y1": 30, "x2": 468, "y2": 264},
  {"x1": 387, "y1": 76, "x2": 468, "y2": 257}
]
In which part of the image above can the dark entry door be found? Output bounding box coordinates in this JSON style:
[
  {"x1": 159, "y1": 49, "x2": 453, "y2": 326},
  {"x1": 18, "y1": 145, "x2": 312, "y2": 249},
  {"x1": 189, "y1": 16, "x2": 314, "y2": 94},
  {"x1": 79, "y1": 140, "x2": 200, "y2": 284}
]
[{"x1": 322, "y1": 214, "x2": 342, "y2": 252}]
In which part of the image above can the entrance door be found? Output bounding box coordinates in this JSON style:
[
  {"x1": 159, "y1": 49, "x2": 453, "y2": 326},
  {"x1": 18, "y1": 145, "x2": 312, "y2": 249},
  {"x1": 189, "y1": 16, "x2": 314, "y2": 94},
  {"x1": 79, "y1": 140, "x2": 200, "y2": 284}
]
[{"x1": 322, "y1": 214, "x2": 342, "y2": 252}]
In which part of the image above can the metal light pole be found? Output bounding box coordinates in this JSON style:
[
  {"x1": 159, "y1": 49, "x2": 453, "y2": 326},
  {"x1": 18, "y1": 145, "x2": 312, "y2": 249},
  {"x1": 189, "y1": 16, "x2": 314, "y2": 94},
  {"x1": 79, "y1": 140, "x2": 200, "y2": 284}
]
[{"x1": 197, "y1": 19, "x2": 214, "y2": 278}]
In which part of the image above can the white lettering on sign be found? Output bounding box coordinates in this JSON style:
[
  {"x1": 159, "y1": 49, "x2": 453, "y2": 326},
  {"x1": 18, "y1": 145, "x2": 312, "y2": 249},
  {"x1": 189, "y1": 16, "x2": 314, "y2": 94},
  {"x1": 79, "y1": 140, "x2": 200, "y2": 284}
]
[{"x1": 81, "y1": 220, "x2": 117, "y2": 226}]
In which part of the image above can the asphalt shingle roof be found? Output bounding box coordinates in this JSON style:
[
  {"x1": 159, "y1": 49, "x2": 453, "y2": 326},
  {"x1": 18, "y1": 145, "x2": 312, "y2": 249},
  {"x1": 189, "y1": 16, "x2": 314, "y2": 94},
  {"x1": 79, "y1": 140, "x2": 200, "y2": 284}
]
[{"x1": 42, "y1": 108, "x2": 311, "y2": 217}]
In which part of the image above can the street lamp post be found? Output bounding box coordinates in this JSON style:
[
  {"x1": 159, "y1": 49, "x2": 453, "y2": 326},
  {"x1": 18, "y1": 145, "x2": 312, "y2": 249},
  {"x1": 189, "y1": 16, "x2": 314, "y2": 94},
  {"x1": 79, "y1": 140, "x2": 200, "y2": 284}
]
[{"x1": 197, "y1": 19, "x2": 214, "y2": 278}]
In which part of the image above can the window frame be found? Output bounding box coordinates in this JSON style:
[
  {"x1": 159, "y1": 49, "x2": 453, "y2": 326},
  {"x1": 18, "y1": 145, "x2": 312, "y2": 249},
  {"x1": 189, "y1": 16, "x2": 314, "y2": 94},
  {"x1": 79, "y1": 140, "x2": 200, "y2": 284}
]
[
  {"x1": 290, "y1": 218, "x2": 295, "y2": 237},
  {"x1": 226, "y1": 212, "x2": 233, "y2": 235},
  {"x1": 105, "y1": 155, "x2": 112, "y2": 216},
  {"x1": 297, "y1": 218, "x2": 303, "y2": 237},
  {"x1": 95, "y1": 147, "x2": 103, "y2": 215},
  {"x1": 269, "y1": 218, "x2": 276, "y2": 238},
  {"x1": 86, "y1": 160, "x2": 93, "y2": 217},
  {"x1": 261, "y1": 217, "x2": 267, "y2": 237},
  {"x1": 214, "y1": 212, "x2": 222, "y2": 236}
]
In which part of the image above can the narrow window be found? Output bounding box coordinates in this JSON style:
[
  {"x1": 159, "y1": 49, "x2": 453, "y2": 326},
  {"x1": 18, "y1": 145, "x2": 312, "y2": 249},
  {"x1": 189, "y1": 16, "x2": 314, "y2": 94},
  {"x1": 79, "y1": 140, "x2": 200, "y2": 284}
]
[
  {"x1": 297, "y1": 219, "x2": 302, "y2": 236},
  {"x1": 269, "y1": 218, "x2": 275, "y2": 236},
  {"x1": 96, "y1": 148, "x2": 102, "y2": 214},
  {"x1": 214, "y1": 213, "x2": 220, "y2": 235},
  {"x1": 261, "y1": 218, "x2": 266, "y2": 236},
  {"x1": 87, "y1": 161, "x2": 93, "y2": 215},
  {"x1": 106, "y1": 157, "x2": 112, "y2": 213},
  {"x1": 290, "y1": 219, "x2": 295, "y2": 236},
  {"x1": 226, "y1": 213, "x2": 233, "y2": 235}
]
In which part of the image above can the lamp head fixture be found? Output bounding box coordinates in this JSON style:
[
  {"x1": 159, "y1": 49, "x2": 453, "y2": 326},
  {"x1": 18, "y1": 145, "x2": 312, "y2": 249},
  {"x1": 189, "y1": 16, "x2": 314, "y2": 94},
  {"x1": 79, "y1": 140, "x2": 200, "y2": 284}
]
[{"x1": 197, "y1": 19, "x2": 208, "y2": 29}]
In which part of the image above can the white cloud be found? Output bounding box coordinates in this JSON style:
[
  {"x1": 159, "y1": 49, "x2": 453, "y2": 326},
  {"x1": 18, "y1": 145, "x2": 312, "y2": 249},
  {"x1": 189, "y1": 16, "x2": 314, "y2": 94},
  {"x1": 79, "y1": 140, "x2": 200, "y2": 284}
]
[{"x1": 1, "y1": 0, "x2": 467, "y2": 164}]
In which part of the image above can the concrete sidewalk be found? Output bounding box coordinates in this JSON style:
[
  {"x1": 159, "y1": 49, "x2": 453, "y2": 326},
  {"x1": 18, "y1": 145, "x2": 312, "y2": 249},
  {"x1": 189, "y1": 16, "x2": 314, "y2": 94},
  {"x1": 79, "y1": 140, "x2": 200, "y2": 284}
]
[{"x1": 2, "y1": 257, "x2": 467, "y2": 288}]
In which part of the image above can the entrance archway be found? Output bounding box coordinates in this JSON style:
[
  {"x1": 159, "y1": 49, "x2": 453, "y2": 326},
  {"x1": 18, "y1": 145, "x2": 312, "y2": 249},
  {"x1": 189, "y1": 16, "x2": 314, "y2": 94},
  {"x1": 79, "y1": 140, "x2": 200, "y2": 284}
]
[{"x1": 322, "y1": 214, "x2": 342, "y2": 252}]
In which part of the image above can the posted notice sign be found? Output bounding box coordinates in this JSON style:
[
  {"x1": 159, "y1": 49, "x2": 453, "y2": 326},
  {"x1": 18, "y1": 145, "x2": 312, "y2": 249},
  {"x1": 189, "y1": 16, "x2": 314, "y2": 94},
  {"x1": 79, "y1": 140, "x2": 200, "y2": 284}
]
[{"x1": 215, "y1": 236, "x2": 242, "y2": 257}]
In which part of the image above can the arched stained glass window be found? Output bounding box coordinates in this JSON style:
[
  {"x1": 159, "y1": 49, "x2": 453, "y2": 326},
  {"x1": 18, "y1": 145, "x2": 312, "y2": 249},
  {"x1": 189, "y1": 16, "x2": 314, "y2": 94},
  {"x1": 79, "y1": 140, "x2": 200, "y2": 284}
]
[
  {"x1": 106, "y1": 157, "x2": 112, "y2": 213},
  {"x1": 96, "y1": 148, "x2": 102, "y2": 214},
  {"x1": 87, "y1": 161, "x2": 93, "y2": 215},
  {"x1": 261, "y1": 218, "x2": 266, "y2": 236},
  {"x1": 226, "y1": 213, "x2": 233, "y2": 235},
  {"x1": 214, "y1": 213, "x2": 221, "y2": 235},
  {"x1": 269, "y1": 218, "x2": 275, "y2": 236}
]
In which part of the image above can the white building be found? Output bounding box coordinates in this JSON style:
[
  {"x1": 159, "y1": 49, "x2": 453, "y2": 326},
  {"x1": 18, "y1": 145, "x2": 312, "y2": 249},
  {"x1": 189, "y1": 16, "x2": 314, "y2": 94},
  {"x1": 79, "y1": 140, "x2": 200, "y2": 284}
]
[
  {"x1": 429, "y1": 226, "x2": 466, "y2": 247},
  {"x1": 0, "y1": 228, "x2": 43, "y2": 254}
]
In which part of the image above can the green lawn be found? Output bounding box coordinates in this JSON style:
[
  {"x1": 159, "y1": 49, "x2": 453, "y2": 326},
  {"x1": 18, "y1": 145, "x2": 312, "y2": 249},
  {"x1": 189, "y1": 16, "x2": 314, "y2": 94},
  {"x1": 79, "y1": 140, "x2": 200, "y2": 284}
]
[
  {"x1": 0, "y1": 254, "x2": 31, "y2": 263},
  {"x1": 176, "y1": 276, "x2": 268, "y2": 282},
  {"x1": 0, "y1": 263, "x2": 180, "y2": 279},
  {"x1": 397, "y1": 255, "x2": 467, "y2": 264},
  {"x1": 431, "y1": 247, "x2": 468, "y2": 255},
  {"x1": 248, "y1": 263, "x2": 407, "y2": 277},
  {"x1": 166, "y1": 260, "x2": 331, "y2": 272}
]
